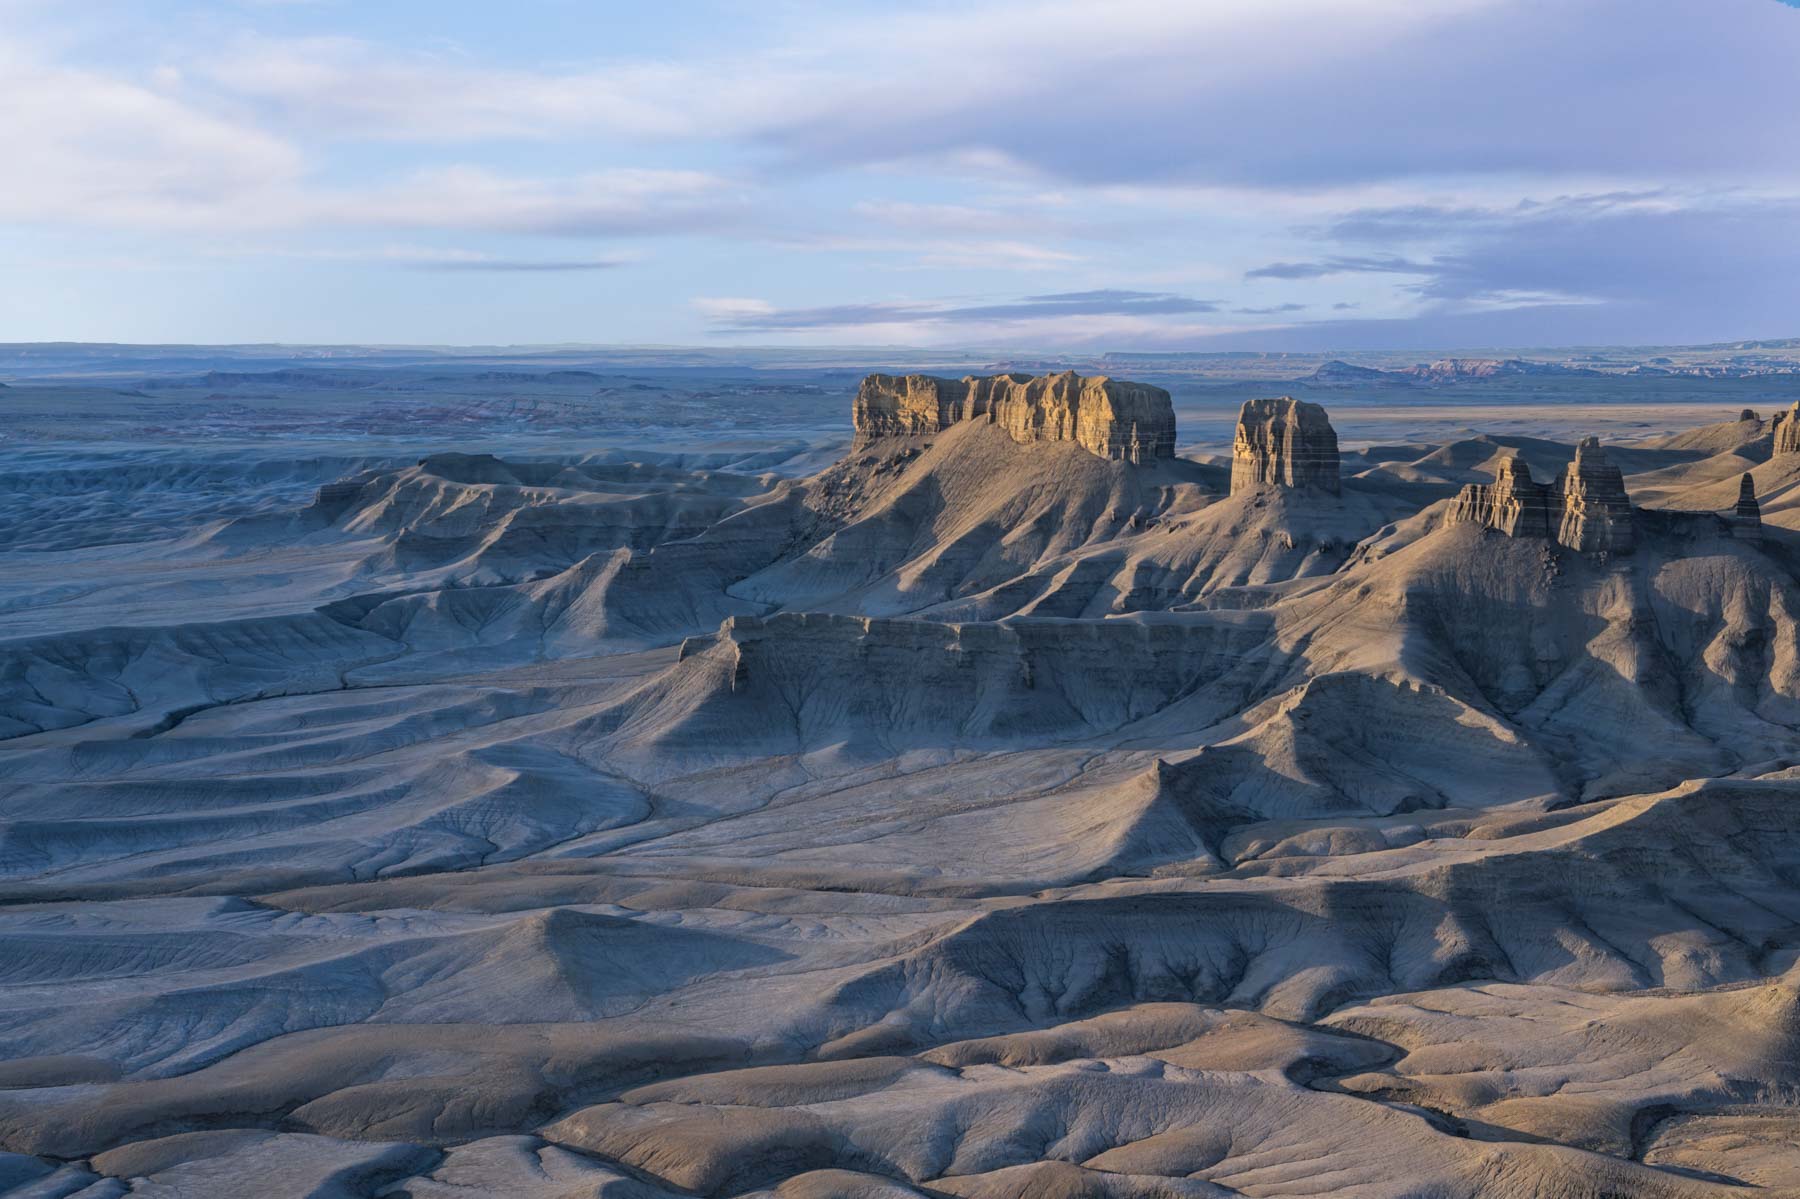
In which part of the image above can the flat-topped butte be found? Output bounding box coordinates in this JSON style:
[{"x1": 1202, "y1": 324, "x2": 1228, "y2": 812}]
[{"x1": 853, "y1": 370, "x2": 1176, "y2": 464}]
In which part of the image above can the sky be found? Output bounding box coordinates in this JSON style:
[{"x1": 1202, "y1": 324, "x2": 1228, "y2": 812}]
[{"x1": 2, "y1": 0, "x2": 1798, "y2": 350}]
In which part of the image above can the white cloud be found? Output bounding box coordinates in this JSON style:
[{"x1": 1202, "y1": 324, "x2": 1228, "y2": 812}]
[
  {"x1": 171, "y1": 2, "x2": 1507, "y2": 156},
  {"x1": 305, "y1": 166, "x2": 743, "y2": 236},
  {"x1": 0, "y1": 32, "x2": 743, "y2": 237},
  {"x1": 692, "y1": 297, "x2": 776, "y2": 321},
  {"x1": 0, "y1": 41, "x2": 303, "y2": 227}
]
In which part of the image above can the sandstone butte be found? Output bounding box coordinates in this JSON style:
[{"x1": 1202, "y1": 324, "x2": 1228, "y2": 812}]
[
  {"x1": 1229, "y1": 396, "x2": 1341, "y2": 495},
  {"x1": 854, "y1": 376, "x2": 1676, "y2": 558},
  {"x1": 1776, "y1": 400, "x2": 1800, "y2": 455},
  {"x1": 852, "y1": 370, "x2": 1176, "y2": 464}
]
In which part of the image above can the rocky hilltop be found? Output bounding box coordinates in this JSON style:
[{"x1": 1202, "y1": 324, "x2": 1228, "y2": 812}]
[
  {"x1": 1776, "y1": 401, "x2": 1800, "y2": 455},
  {"x1": 1230, "y1": 396, "x2": 1341, "y2": 494},
  {"x1": 1447, "y1": 436, "x2": 1635, "y2": 552},
  {"x1": 853, "y1": 370, "x2": 1175, "y2": 463}
]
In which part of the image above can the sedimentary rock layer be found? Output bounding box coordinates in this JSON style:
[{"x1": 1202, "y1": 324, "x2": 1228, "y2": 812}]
[
  {"x1": 1448, "y1": 441, "x2": 1635, "y2": 553},
  {"x1": 1557, "y1": 436, "x2": 1635, "y2": 553},
  {"x1": 1738, "y1": 472, "x2": 1763, "y2": 521},
  {"x1": 852, "y1": 371, "x2": 1175, "y2": 463},
  {"x1": 1445, "y1": 455, "x2": 1558, "y2": 538},
  {"x1": 1777, "y1": 402, "x2": 1800, "y2": 455},
  {"x1": 1229, "y1": 397, "x2": 1340, "y2": 494}
]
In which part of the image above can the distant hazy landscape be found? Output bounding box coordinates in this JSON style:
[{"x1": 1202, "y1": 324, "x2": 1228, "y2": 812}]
[{"x1": 6, "y1": 337, "x2": 1797, "y2": 553}]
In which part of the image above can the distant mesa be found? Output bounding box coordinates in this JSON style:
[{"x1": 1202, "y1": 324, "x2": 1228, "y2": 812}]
[
  {"x1": 1403, "y1": 357, "x2": 1601, "y2": 383},
  {"x1": 1775, "y1": 402, "x2": 1800, "y2": 456},
  {"x1": 1740, "y1": 408, "x2": 1760, "y2": 422},
  {"x1": 1447, "y1": 437, "x2": 1635, "y2": 553},
  {"x1": 852, "y1": 370, "x2": 1175, "y2": 463},
  {"x1": 1303, "y1": 359, "x2": 1391, "y2": 387},
  {"x1": 1300, "y1": 357, "x2": 1600, "y2": 387},
  {"x1": 1230, "y1": 397, "x2": 1340, "y2": 495}
]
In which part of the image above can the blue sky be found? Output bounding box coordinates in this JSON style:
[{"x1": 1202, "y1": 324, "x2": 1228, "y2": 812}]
[{"x1": 2, "y1": 0, "x2": 1798, "y2": 349}]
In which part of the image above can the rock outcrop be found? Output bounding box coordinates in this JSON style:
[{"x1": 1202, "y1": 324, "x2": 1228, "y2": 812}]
[
  {"x1": 1445, "y1": 455, "x2": 1559, "y2": 538},
  {"x1": 1230, "y1": 397, "x2": 1340, "y2": 495},
  {"x1": 1736, "y1": 473, "x2": 1763, "y2": 522},
  {"x1": 1557, "y1": 437, "x2": 1635, "y2": 554},
  {"x1": 1732, "y1": 472, "x2": 1764, "y2": 541},
  {"x1": 1447, "y1": 439, "x2": 1634, "y2": 553},
  {"x1": 1776, "y1": 403, "x2": 1800, "y2": 455},
  {"x1": 852, "y1": 371, "x2": 1175, "y2": 463}
]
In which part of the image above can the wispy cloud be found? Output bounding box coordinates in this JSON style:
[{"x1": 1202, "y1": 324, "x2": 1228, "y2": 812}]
[
  {"x1": 700, "y1": 289, "x2": 1219, "y2": 333},
  {"x1": 409, "y1": 258, "x2": 622, "y2": 272},
  {"x1": 1244, "y1": 255, "x2": 1434, "y2": 281}
]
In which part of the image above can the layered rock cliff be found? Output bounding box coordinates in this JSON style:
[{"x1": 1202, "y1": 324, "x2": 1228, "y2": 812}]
[
  {"x1": 1776, "y1": 402, "x2": 1800, "y2": 455},
  {"x1": 1446, "y1": 439, "x2": 1635, "y2": 553},
  {"x1": 1229, "y1": 397, "x2": 1340, "y2": 495},
  {"x1": 1445, "y1": 455, "x2": 1558, "y2": 537},
  {"x1": 1557, "y1": 437, "x2": 1635, "y2": 554},
  {"x1": 852, "y1": 371, "x2": 1175, "y2": 463}
]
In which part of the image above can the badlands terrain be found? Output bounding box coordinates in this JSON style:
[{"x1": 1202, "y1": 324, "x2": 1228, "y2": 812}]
[{"x1": 5, "y1": 343, "x2": 1800, "y2": 1196}]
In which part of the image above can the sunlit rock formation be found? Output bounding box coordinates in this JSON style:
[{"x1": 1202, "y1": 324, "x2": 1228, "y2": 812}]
[
  {"x1": 1445, "y1": 455, "x2": 1559, "y2": 537},
  {"x1": 1447, "y1": 440, "x2": 1635, "y2": 553},
  {"x1": 1776, "y1": 402, "x2": 1800, "y2": 455},
  {"x1": 1557, "y1": 436, "x2": 1635, "y2": 553},
  {"x1": 1229, "y1": 397, "x2": 1340, "y2": 495},
  {"x1": 852, "y1": 370, "x2": 1175, "y2": 463}
]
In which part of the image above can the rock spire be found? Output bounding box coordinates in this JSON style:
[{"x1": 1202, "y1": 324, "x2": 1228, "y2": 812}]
[
  {"x1": 1557, "y1": 437, "x2": 1635, "y2": 554},
  {"x1": 853, "y1": 371, "x2": 1176, "y2": 463},
  {"x1": 1229, "y1": 397, "x2": 1340, "y2": 495},
  {"x1": 1736, "y1": 472, "x2": 1762, "y2": 522}
]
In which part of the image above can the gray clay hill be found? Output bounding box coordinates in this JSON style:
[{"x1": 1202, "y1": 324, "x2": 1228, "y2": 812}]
[{"x1": 7, "y1": 366, "x2": 1800, "y2": 1196}]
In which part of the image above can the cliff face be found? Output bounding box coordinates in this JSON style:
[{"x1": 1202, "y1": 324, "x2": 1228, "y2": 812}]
[
  {"x1": 1446, "y1": 439, "x2": 1635, "y2": 553},
  {"x1": 850, "y1": 373, "x2": 962, "y2": 439},
  {"x1": 1557, "y1": 437, "x2": 1635, "y2": 554},
  {"x1": 1775, "y1": 403, "x2": 1800, "y2": 456},
  {"x1": 1229, "y1": 397, "x2": 1340, "y2": 495},
  {"x1": 1445, "y1": 455, "x2": 1558, "y2": 537},
  {"x1": 852, "y1": 371, "x2": 1176, "y2": 464}
]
